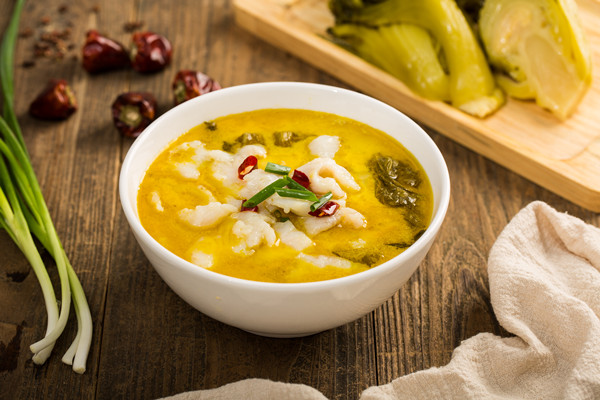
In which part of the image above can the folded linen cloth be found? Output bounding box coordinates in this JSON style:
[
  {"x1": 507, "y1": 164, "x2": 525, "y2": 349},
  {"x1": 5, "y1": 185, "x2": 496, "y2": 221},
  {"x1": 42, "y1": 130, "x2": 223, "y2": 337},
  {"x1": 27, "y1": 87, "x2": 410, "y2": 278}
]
[
  {"x1": 161, "y1": 379, "x2": 328, "y2": 400},
  {"x1": 162, "y1": 201, "x2": 600, "y2": 400}
]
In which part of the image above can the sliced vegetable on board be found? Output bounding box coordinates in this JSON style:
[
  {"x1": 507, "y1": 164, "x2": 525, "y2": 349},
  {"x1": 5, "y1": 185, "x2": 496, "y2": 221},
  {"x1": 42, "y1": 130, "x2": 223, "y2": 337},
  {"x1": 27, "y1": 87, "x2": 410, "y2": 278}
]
[
  {"x1": 327, "y1": 0, "x2": 592, "y2": 119},
  {"x1": 478, "y1": 0, "x2": 592, "y2": 120},
  {"x1": 328, "y1": 23, "x2": 451, "y2": 102},
  {"x1": 328, "y1": 0, "x2": 505, "y2": 118}
]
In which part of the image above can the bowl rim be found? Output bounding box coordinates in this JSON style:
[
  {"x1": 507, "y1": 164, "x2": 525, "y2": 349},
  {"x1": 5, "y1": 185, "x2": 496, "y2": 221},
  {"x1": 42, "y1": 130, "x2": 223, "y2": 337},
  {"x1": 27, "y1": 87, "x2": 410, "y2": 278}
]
[{"x1": 119, "y1": 81, "x2": 451, "y2": 291}]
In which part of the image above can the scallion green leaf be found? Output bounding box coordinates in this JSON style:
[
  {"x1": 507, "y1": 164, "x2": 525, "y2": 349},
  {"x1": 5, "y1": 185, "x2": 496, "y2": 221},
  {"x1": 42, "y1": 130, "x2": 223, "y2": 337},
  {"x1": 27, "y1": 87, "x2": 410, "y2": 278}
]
[
  {"x1": 274, "y1": 188, "x2": 319, "y2": 202},
  {"x1": 272, "y1": 209, "x2": 289, "y2": 222},
  {"x1": 0, "y1": 0, "x2": 92, "y2": 374},
  {"x1": 310, "y1": 192, "x2": 333, "y2": 212},
  {"x1": 242, "y1": 178, "x2": 288, "y2": 208},
  {"x1": 284, "y1": 175, "x2": 309, "y2": 191},
  {"x1": 265, "y1": 162, "x2": 291, "y2": 175}
]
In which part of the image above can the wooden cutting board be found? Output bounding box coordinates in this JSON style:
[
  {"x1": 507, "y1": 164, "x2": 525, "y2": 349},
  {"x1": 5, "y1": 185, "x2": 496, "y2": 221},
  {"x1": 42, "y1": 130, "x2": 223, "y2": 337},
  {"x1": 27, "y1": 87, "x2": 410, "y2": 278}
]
[{"x1": 233, "y1": 0, "x2": 600, "y2": 212}]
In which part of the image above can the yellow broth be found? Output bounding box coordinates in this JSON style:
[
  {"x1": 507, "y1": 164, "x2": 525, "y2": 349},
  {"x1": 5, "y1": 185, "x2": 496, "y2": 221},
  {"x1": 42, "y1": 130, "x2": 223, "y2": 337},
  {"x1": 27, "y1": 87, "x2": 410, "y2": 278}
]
[{"x1": 137, "y1": 109, "x2": 433, "y2": 283}]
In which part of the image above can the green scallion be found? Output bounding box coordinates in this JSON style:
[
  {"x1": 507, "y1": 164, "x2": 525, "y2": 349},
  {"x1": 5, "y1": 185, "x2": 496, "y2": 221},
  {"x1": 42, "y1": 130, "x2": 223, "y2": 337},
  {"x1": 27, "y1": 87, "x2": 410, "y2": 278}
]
[
  {"x1": 284, "y1": 175, "x2": 309, "y2": 191},
  {"x1": 265, "y1": 162, "x2": 291, "y2": 175},
  {"x1": 274, "y1": 188, "x2": 319, "y2": 202},
  {"x1": 310, "y1": 192, "x2": 333, "y2": 212},
  {"x1": 242, "y1": 178, "x2": 288, "y2": 208},
  {"x1": 0, "y1": 0, "x2": 92, "y2": 374},
  {"x1": 272, "y1": 209, "x2": 289, "y2": 222}
]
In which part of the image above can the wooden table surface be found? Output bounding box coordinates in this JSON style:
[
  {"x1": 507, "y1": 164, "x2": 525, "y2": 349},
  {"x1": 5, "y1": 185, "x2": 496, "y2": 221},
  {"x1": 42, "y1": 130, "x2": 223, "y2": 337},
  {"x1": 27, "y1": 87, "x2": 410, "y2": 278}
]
[{"x1": 0, "y1": 1, "x2": 598, "y2": 399}]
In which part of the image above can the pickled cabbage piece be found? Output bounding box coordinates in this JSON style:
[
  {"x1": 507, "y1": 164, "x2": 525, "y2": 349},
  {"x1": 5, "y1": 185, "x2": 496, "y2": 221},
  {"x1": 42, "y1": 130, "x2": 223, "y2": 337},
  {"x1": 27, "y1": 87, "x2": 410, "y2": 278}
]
[
  {"x1": 368, "y1": 153, "x2": 421, "y2": 207},
  {"x1": 368, "y1": 153, "x2": 431, "y2": 230},
  {"x1": 456, "y1": 0, "x2": 485, "y2": 24},
  {"x1": 387, "y1": 229, "x2": 425, "y2": 249},
  {"x1": 204, "y1": 121, "x2": 217, "y2": 131},
  {"x1": 273, "y1": 131, "x2": 303, "y2": 147},
  {"x1": 222, "y1": 132, "x2": 265, "y2": 152},
  {"x1": 329, "y1": 23, "x2": 451, "y2": 101},
  {"x1": 333, "y1": 247, "x2": 385, "y2": 266},
  {"x1": 479, "y1": 0, "x2": 592, "y2": 119},
  {"x1": 329, "y1": 0, "x2": 505, "y2": 117}
]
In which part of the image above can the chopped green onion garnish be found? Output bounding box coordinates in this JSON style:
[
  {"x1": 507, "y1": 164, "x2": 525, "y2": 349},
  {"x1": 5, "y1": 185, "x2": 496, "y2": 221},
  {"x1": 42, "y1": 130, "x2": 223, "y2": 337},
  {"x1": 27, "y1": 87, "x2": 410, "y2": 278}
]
[
  {"x1": 273, "y1": 209, "x2": 289, "y2": 222},
  {"x1": 265, "y1": 162, "x2": 291, "y2": 175},
  {"x1": 274, "y1": 188, "x2": 319, "y2": 202},
  {"x1": 242, "y1": 178, "x2": 288, "y2": 208},
  {"x1": 284, "y1": 175, "x2": 309, "y2": 191},
  {"x1": 310, "y1": 192, "x2": 333, "y2": 211}
]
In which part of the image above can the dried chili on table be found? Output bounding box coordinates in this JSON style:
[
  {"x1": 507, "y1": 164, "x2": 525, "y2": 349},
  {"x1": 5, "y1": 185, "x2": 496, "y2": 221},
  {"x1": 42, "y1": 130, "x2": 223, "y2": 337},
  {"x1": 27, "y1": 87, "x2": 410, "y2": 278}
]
[
  {"x1": 130, "y1": 31, "x2": 172, "y2": 73},
  {"x1": 172, "y1": 70, "x2": 221, "y2": 105},
  {"x1": 29, "y1": 79, "x2": 77, "y2": 120},
  {"x1": 81, "y1": 30, "x2": 130, "y2": 73},
  {"x1": 111, "y1": 92, "x2": 157, "y2": 137}
]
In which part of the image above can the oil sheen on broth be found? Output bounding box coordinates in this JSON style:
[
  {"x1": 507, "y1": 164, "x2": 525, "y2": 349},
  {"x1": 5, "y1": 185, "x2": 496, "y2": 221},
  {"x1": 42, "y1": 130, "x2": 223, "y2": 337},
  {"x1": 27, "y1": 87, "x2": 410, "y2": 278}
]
[{"x1": 137, "y1": 109, "x2": 433, "y2": 283}]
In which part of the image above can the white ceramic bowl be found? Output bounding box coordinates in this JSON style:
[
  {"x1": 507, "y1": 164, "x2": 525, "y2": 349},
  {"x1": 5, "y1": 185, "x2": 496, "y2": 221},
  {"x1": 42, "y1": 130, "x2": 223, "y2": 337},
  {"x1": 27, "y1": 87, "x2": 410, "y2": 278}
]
[{"x1": 119, "y1": 82, "x2": 450, "y2": 337}]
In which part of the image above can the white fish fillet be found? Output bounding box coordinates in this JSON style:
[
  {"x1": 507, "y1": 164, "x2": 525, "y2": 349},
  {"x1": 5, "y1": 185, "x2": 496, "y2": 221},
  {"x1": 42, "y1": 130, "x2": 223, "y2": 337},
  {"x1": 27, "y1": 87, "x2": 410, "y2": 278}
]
[
  {"x1": 297, "y1": 253, "x2": 351, "y2": 269},
  {"x1": 297, "y1": 158, "x2": 360, "y2": 198},
  {"x1": 231, "y1": 211, "x2": 277, "y2": 253},
  {"x1": 300, "y1": 206, "x2": 366, "y2": 235},
  {"x1": 179, "y1": 202, "x2": 237, "y2": 228},
  {"x1": 273, "y1": 220, "x2": 313, "y2": 251},
  {"x1": 191, "y1": 250, "x2": 213, "y2": 269},
  {"x1": 150, "y1": 191, "x2": 164, "y2": 212},
  {"x1": 308, "y1": 135, "x2": 340, "y2": 158}
]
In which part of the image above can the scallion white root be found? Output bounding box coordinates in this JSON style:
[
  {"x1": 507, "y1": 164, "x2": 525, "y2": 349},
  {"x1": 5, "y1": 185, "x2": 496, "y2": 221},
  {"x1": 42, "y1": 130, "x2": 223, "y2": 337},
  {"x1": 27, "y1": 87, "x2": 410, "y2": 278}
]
[{"x1": 0, "y1": 0, "x2": 93, "y2": 373}]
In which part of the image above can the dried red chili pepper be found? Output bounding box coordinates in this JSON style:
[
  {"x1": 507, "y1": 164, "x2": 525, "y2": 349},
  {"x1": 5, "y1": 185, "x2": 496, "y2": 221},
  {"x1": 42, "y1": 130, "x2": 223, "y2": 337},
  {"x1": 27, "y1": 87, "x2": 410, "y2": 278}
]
[
  {"x1": 238, "y1": 155, "x2": 258, "y2": 179},
  {"x1": 240, "y1": 199, "x2": 258, "y2": 212},
  {"x1": 308, "y1": 201, "x2": 340, "y2": 217},
  {"x1": 291, "y1": 169, "x2": 310, "y2": 189},
  {"x1": 81, "y1": 30, "x2": 131, "y2": 73},
  {"x1": 29, "y1": 79, "x2": 77, "y2": 120},
  {"x1": 111, "y1": 92, "x2": 157, "y2": 137},
  {"x1": 130, "y1": 31, "x2": 172, "y2": 73},
  {"x1": 172, "y1": 70, "x2": 221, "y2": 106}
]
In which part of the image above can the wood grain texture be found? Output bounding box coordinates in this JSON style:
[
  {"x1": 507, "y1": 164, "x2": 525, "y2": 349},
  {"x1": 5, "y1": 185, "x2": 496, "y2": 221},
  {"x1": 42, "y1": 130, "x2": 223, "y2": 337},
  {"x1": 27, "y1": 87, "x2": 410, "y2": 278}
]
[
  {"x1": 0, "y1": 1, "x2": 598, "y2": 399},
  {"x1": 233, "y1": 0, "x2": 600, "y2": 212}
]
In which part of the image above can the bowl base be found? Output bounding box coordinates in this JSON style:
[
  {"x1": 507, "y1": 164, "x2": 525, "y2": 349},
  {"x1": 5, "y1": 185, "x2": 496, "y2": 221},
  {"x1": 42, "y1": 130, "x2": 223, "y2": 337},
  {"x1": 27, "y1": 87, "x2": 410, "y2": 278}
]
[{"x1": 243, "y1": 329, "x2": 322, "y2": 338}]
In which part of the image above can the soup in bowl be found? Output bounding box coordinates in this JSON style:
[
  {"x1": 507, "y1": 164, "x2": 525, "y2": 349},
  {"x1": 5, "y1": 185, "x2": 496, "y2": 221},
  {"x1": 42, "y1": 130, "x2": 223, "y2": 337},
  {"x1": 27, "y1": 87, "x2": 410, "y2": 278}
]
[{"x1": 119, "y1": 82, "x2": 450, "y2": 337}]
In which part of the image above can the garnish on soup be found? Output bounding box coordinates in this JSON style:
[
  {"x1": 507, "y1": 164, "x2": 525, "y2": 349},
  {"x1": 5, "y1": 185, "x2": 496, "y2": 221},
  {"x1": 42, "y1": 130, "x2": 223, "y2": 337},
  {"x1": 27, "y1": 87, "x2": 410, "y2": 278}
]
[{"x1": 137, "y1": 109, "x2": 433, "y2": 283}]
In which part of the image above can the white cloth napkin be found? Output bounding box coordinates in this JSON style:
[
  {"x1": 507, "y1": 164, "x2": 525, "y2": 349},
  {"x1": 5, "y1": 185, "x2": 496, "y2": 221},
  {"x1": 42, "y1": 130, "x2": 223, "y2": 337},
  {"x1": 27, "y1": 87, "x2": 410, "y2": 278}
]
[{"x1": 162, "y1": 201, "x2": 600, "y2": 400}]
